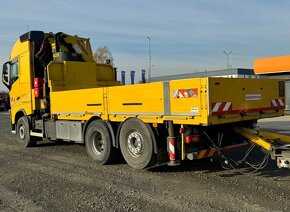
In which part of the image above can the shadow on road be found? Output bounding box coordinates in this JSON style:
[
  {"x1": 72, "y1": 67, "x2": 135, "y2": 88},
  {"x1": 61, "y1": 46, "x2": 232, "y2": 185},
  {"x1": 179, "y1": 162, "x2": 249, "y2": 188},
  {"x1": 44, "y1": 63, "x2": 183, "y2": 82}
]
[
  {"x1": 34, "y1": 139, "x2": 75, "y2": 147},
  {"x1": 149, "y1": 158, "x2": 225, "y2": 173},
  {"x1": 31, "y1": 137, "x2": 290, "y2": 178},
  {"x1": 149, "y1": 155, "x2": 290, "y2": 179}
]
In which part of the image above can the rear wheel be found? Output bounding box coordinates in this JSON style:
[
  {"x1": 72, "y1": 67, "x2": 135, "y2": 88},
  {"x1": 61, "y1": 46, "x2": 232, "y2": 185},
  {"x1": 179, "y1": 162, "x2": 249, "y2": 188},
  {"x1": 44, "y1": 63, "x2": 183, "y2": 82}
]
[
  {"x1": 85, "y1": 120, "x2": 115, "y2": 164},
  {"x1": 119, "y1": 118, "x2": 157, "y2": 169},
  {"x1": 16, "y1": 116, "x2": 37, "y2": 147}
]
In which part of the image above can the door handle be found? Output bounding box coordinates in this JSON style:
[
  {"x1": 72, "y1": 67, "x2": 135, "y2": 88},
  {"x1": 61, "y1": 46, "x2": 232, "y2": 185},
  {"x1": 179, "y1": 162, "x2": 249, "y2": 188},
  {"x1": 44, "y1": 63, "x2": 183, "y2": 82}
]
[{"x1": 16, "y1": 97, "x2": 20, "y2": 100}]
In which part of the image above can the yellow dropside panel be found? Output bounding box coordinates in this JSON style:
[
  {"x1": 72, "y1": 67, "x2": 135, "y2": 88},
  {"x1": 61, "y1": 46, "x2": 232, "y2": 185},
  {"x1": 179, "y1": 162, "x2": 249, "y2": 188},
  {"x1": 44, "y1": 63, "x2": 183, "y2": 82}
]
[
  {"x1": 107, "y1": 83, "x2": 164, "y2": 118},
  {"x1": 208, "y1": 78, "x2": 284, "y2": 125},
  {"x1": 170, "y1": 78, "x2": 202, "y2": 116},
  {"x1": 50, "y1": 87, "x2": 104, "y2": 120},
  {"x1": 168, "y1": 78, "x2": 208, "y2": 125}
]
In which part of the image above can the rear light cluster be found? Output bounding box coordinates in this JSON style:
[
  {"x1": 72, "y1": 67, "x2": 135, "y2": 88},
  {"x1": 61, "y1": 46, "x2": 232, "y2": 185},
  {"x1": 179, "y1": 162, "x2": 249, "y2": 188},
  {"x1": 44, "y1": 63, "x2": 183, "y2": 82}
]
[
  {"x1": 34, "y1": 78, "x2": 44, "y2": 98},
  {"x1": 185, "y1": 135, "x2": 202, "y2": 144},
  {"x1": 180, "y1": 127, "x2": 202, "y2": 144}
]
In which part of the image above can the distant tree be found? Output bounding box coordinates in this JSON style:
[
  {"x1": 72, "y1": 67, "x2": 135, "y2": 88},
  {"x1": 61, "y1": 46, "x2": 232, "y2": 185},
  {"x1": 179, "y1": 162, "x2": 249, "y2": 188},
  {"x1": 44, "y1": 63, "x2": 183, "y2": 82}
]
[{"x1": 93, "y1": 46, "x2": 114, "y2": 66}]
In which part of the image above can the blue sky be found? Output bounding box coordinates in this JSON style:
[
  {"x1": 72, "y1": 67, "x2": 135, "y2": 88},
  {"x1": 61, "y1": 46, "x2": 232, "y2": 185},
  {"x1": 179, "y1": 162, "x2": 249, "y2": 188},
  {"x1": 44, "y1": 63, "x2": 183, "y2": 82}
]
[{"x1": 1, "y1": 0, "x2": 290, "y2": 90}]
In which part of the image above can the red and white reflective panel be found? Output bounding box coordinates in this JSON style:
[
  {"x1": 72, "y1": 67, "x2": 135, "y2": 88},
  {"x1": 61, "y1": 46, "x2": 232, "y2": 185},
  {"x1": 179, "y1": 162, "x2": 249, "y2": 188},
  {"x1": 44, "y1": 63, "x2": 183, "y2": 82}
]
[
  {"x1": 271, "y1": 98, "x2": 285, "y2": 108},
  {"x1": 211, "y1": 102, "x2": 232, "y2": 115},
  {"x1": 169, "y1": 138, "x2": 175, "y2": 161},
  {"x1": 173, "y1": 88, "x2": 198, "y2": 98}
]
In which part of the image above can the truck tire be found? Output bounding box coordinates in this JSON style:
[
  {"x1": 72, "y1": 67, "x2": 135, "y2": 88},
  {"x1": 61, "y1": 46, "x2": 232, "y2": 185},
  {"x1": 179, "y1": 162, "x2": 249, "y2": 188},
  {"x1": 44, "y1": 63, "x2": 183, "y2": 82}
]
[
  {"x1": 16, "y1": 116, "x2": 37, "y2": 147},
  {"x1": 119, "y1": 118, "x2": 157, "y2": 169},
  {"x1": 85, "y1": 120, "x2": 115, "y2": 164}
]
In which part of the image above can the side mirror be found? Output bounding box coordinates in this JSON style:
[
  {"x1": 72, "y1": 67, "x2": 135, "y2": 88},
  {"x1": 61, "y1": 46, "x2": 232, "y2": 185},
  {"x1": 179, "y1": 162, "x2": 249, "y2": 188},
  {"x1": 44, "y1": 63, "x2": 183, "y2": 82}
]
[{"x1": 2, "y1": 62, "x2": 11, "y2": 90}]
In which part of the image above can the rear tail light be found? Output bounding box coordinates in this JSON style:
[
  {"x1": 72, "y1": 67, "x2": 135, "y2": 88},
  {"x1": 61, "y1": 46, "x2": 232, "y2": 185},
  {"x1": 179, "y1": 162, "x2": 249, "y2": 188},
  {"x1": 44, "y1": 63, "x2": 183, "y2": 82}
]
[
  {"x1": 34, "y1": 78, "x2": 44, "y2": 88},
  {"x1": 185, "y1": 135, "x2": 202, "y2": 144},
  {"x1": 34, "y1": 78, "x2": 44, "y2": 98},
  {"x1": 34, "y1": 87, "x2": 43, "y2": 98}
]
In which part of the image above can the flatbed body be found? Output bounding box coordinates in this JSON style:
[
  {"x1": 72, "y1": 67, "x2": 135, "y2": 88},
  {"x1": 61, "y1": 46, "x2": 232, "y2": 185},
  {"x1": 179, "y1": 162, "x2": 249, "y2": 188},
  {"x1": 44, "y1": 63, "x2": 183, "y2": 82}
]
[{"x1": 47, "y1": 65, "x2": 284, "y2": 126}]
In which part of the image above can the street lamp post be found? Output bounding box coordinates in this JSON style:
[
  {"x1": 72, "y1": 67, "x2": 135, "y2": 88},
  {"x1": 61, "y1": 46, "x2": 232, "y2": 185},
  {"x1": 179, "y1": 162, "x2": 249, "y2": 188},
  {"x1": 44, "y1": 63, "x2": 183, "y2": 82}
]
[
  {"x1": 223, "y1": 50, "x2": 232, "y2": 70},
  {"x1": 147, "y1": 36, "x2": 151, "y2": 82}
]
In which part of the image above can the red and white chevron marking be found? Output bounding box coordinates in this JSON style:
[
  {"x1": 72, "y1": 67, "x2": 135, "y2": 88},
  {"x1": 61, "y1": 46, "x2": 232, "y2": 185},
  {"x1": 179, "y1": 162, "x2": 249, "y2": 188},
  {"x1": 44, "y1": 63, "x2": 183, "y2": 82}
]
[
  {"x1": 271, "y1": 98, "x2": 285, "y2": 108},
  {"x1": 173, "y1": 88, "x2": 198, "y2": 98},
  {"x1": 211, "y1": 102, "x2": 232, "y2": 115},
  {"x1": 168, "y1": 138, "x2": 175, "y2": 161}
]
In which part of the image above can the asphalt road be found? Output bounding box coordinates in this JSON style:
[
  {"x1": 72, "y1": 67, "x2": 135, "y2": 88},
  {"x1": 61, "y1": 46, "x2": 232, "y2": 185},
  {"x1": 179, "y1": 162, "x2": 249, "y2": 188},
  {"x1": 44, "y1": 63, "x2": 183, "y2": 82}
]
[
  {"x1": 258, "y1": 116, "x2": 290, "y2": 135},
  {"x1": 1, "y1": 112, "x2": 290, "y2": 212}
]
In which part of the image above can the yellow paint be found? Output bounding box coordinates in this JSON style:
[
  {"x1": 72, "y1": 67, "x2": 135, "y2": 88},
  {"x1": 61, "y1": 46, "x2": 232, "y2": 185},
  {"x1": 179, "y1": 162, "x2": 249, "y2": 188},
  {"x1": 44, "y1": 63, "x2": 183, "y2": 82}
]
[
  {"x1": 58, "y1": 32, "x2": 94, "y2": 62},
  {"x1": 47, "y1": 61, "x2": 119, "y2": 92},
  {"x1": 107, "y1": 82, "x2": 164, "y2": 119},
  {"x1": 258, "y1": 130, "x2": 290, "y2": 144},
  {"x1": 233, "y1": 127, "x2": 272, "y2": 151},
  {"x1": 53, "y1": 53, "x2": 60, "y2": 58},
  {"x1": 9, "y1": 39, "x2": 33, "y2": 124},
  {"x1": 197, "y1": 150, "x2": 206, "y2": 159},
  {"x1": 208, "y1": 78, "x2": 284, "y2": 125},
  {"x1": 181, "y1": 124, "x2": 185, "y2": 160},
  {"x1": 42, "y1": 77, "x2": 285, "y2": 126}
]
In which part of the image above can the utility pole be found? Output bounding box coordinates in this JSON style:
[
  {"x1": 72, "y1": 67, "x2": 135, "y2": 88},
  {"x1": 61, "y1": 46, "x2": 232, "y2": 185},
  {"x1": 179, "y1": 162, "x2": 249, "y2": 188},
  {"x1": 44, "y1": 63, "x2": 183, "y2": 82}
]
[
  {"x1": 223, "y1": 50, "x2": 232, "y2": 70},
  {"x1": 147, "y1": 36, "x2": 151, "y2": 82},
  {"x1": 27, "y1": 25, "x2": 29, "y2": 32}
]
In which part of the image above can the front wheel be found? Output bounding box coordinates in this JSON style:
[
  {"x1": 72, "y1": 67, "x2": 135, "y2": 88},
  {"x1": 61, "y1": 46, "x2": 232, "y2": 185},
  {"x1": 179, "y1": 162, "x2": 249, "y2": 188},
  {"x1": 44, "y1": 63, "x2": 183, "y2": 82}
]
[
  {"x1": 16, "y1": 116, "x2": 37, "y2": 147},
  {"x1": 119, "y1": 118, "x2": 157, "y2": 169}
]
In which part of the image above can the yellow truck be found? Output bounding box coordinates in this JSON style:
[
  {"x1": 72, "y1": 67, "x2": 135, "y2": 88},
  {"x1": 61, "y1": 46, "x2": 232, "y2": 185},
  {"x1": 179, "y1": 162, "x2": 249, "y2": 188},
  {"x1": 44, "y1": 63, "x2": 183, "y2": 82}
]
[{"x1": 2, "y1": 31, "x2": 290, "y2": 169}]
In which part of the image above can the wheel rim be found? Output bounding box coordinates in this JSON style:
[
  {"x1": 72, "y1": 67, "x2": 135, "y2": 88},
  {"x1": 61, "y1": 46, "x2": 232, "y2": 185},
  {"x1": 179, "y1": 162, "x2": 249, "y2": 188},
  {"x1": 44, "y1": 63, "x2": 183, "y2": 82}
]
[
  {"x1": 19, "y1": 125, "x2": 26, "y2": 140},
  {"x1": 127, "y1": 131, "x2": 143, "y2": 157},
  {"x1": 92, "y1": 131, "x2": 104, "y2": 155}
]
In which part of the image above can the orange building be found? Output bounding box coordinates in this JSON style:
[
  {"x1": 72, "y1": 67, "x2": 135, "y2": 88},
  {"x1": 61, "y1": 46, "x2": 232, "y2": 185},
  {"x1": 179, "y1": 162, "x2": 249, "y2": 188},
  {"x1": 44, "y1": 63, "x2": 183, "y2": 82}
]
[{"x1": 254, "y1": 55, "x2": 290, "y2": 112}]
